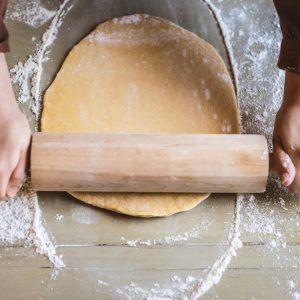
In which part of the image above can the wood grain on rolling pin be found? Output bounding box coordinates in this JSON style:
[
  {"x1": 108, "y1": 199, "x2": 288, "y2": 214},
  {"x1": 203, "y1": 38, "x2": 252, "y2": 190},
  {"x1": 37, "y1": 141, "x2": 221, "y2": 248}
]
[{"x1": 31, "y1": 133, "x2": 269, "y2": 193}]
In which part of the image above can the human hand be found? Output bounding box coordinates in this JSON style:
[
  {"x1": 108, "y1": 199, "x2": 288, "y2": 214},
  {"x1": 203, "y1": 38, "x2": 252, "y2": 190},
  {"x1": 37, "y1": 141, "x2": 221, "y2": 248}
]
[
  {"x1": 0, "y1": 53, "x2": 31, "y2": 199},
  {"x1": 273, "y1": 71, "x2": 300, "y2": 192},
  {"x1": 0, "y1": 111, "x2": 31, "y2": 199}
]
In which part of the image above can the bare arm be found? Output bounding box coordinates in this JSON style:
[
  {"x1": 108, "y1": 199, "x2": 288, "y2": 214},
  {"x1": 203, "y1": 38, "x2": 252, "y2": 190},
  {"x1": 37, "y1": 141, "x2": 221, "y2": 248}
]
[
  {"x1": 0, "y1": 54, "x2": 18, "y2": 112},
  {"x1": 0, "y1": 53, "x2": 31, "y2": 198},
  {"x1": 273, "y1": 71, "x2": 300, "y2": 192},
  {"x1": 272, "y1": 0, "x2": 300, "y2": 191}
]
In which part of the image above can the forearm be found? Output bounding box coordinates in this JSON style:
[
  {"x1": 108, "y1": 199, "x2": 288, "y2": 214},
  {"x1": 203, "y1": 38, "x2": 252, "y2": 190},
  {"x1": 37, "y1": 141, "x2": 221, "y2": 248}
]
[
  {"x1": 282, "y1": 71, "x2": 300, "y2": 107},
  {"x1": 0, "y1": 53, "x2": 19, "y2": 115}
]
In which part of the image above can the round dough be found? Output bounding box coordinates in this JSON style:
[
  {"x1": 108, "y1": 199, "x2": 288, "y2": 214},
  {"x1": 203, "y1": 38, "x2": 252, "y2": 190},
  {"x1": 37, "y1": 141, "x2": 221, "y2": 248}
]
[{"x1": 41, "y1": 14, "x2": 240, "y2": 217}]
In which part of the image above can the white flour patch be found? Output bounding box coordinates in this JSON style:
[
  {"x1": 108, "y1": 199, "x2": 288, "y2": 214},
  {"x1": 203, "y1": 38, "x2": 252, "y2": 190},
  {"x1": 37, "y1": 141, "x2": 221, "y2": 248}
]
[
  {"x1": 0, "y1": 184, "x2": 64, "y2": 269},
  {"x1": 97, "y1": 279, "x2": 109, "y2": 286},
  {"x1": 7, "y1": 0, "x2": 56, "y2": 28},
  {"x1": 0, "y1": 190, "x2": 33, "y2": 244},
  {"x1": 114, "y1": 14, "x2": 145, "y2": 25},
  {"x1": 71, "y1": 206, "x2": 101, "y2": 225},
  {"x1": 293, "y1": 292, "x2": 300, "y2": 300}
]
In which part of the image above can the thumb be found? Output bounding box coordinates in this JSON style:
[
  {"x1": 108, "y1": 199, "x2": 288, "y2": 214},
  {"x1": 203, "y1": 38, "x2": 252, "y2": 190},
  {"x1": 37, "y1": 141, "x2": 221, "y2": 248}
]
[
  {"x1": 6, "y1": 150, "x2": 27, "y2": 197},
  {"x1": 273, "y1": 138, "x2": 296, "y2": 186}
]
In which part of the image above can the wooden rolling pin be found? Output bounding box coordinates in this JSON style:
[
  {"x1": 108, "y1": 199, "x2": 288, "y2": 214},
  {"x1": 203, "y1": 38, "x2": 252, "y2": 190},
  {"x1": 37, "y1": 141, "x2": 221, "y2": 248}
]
[{"x1": 31, "y1": 133, "x2": 270, "y2": 193}]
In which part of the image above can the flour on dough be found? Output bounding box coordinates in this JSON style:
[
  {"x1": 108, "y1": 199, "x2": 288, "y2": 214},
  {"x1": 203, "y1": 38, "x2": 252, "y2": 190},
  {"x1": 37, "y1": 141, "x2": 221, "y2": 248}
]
[{"x1": 41, "y1": 14, "x2": 240, "y2": 217}]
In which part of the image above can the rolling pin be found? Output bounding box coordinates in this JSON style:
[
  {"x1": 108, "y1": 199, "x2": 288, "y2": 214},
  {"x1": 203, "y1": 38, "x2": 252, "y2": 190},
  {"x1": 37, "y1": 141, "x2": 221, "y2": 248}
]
[{"x1": 31, "y1": 133, "x2": 271, "y2": 193}]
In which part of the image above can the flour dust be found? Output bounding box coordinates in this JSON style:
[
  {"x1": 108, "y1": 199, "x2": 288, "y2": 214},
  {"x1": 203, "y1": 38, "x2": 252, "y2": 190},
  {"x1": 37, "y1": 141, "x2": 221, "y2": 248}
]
[
  {"x1": 7, "y1": 0, "x2": 56, "y2": 28},
  {"x1": 4, "y1": 0, "x2": 74, "y2": 269},
  {"x1": 0, "y1": 184, "x2": 64, "y2": 269}
]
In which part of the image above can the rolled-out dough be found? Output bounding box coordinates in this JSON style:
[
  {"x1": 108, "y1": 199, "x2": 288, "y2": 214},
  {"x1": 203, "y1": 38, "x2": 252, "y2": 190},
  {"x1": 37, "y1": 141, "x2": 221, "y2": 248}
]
[{"x1": 41, "y1": 14, "x2": 240, "y2": 217}]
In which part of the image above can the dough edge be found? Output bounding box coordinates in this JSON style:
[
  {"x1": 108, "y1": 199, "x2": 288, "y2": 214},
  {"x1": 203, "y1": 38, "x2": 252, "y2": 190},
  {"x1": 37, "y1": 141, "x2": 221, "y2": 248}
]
[{"x1": 42, "y1": 14, "x2": 240, "y2": 218}]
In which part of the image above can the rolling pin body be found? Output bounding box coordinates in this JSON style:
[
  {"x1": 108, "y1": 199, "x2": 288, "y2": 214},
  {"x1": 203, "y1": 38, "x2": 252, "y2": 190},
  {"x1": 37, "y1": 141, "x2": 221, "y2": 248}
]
[{"x1": 31, "y1": 133, "x2": 269, "y2": 193}]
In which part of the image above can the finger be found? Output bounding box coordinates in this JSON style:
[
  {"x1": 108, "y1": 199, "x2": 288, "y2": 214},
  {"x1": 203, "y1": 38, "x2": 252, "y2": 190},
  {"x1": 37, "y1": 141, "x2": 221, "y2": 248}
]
[
  {"x1": 0, "y1": 145, "x2": 20, "y2": 199},
  {"x1": 0, "y1": 165, "x2": 11, "y2": 199},
  {"x1": 273, "y1": 139, "x2": 296, "y2": 186},
  {"x1": 288, "y1": 172, "x2": 300, "y2": 193},
  {"x1": 6, "y1": 149, "x2": 28, "y2": 198},
  {"x1": 285, "y1": 149, "x2": 300, "y2": 193}
]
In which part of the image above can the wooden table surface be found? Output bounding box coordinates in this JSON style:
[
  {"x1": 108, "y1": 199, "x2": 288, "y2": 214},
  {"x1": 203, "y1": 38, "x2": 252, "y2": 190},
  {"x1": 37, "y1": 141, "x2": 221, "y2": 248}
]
[{"x1": 1, "y1": 0, "x2": 300, "y2": 299}]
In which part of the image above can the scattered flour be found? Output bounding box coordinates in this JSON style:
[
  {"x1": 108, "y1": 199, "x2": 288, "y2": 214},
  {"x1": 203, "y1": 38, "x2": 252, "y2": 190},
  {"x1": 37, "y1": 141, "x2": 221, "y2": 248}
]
[
  {"x1": 240, "y1": 194, "x2": 287, "y2": 250},
  {"x1": 217, "y1": 1, "x2": 283, "y2": 141},
  {"x1": 0, "y1": 190, "x2": 32, "y2": 244},
  {"x1": 3, "y1": 0, "x2": 74, "y2": 269},
  {"x1": 10, "y1": 0, "x2": 74, "y2": 118},
  {"x1": 87, "y1": 27, "x2": 183, "y2": 47},
  {"x1": 7, "y1": 0, "x2": 56, "y2": 28},
  {"x1": 294, "y1": 292, "x2": 300, "y2": 300},
  {"x1": 117, "y1": 195, "x2": 243, "y2": 299},
  {"x1": 121, "y1": 225, "x2": 204, "y2": 247},
  {"x1": 202, "y1": 0, "x2": 240, "y2": 95},
  {"x1": 97, "y1": 279, "x2": 109, "y2": 286},
  {"x1": 114, "y1": 14, "x2": 145, "y2": 25},
  {"x1": 32, "y1": 189, "x2": 65, "y2": 269},
  {"x1": 289, "y1": 281, "x2": 296, "y2": 289},
  {"x1": 0, "y1": 184, "x2": 64, "y2": 269},
  {"x1": 55, "y1": 214, "x2": 64, "y2": 221},
  {"x1": 289, "y1": 280, "x2": 300, "y2": 300}
]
